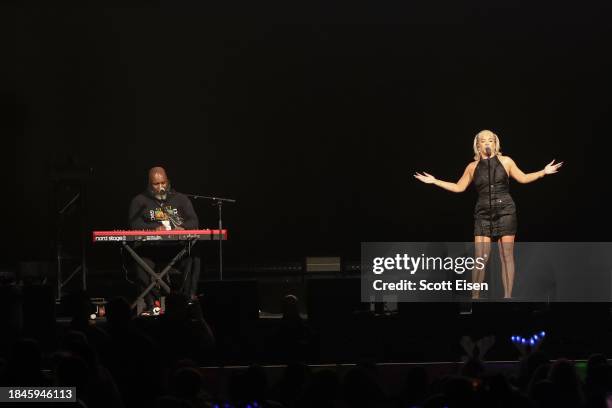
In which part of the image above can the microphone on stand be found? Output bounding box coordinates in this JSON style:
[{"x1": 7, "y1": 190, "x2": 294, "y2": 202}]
[
  {"x1": 485, "y1": 146, "x2": 494, "y2": 241},
  {"x1": 158, "y1": 192, "x2": 183, "y2": 229},
  {"x1": 157, "y1": 187, "x2": 175, "y2": 230},
  {"x1": 158, "y1": 187, "x2": 170, "y2": 208}
]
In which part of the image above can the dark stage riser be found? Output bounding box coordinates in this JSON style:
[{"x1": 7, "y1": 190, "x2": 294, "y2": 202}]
[{"x1": 2, "y1": 279, "x2": 610, "y2": 364}]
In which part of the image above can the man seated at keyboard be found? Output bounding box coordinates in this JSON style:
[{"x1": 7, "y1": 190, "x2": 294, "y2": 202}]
[{"x1": 128, "y1": 166, "x2": 200, "y2": 314}]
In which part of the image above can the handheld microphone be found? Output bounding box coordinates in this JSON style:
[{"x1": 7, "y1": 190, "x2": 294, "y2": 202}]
[{"x1": 485, "y1": 147, "x2": 492, "y2": 157}]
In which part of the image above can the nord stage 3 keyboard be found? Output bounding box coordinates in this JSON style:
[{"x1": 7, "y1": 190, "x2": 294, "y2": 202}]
[{"x1": 92, "y1": 229, "x2": 227, "y2": 242}]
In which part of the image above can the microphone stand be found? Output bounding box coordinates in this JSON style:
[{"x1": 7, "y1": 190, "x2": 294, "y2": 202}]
[
  {"x1": 57, "y1": 192, "x2": 81, "y2": 301},
  {"x1": 185, "y1": 194, "x2": 236, "y2": 281},
  {"x1": 487, "y1": 153, "x2": 493, "y2": 240},
  {"x1": 486, "y1": 149, "x2": 497, "y2": 298}
]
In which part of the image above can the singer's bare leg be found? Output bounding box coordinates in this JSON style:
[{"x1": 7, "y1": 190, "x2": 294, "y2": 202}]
[
  {"x1": 498, "y1": 242, "x2": 508, "y2": 297},
  {"x1": 498, "y1": 235, "x2": 516, "y2": 298},
  {"x1": 472, "y1": 236, "x2": 492, "y2": 299}
]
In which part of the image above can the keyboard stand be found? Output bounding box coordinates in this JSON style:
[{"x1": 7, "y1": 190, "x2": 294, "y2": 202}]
[{"x1": 123, "y1": 239, "x2": 198, "y2": 311}]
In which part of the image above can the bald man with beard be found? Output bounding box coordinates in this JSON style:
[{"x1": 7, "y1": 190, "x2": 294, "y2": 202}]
[{"x1": 128, "y1": 167, "x2": 200, "y2": 313}]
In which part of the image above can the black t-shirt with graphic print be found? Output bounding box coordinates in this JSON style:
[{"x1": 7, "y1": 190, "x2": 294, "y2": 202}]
[{"x1": 128, "y1": 190, "x2": 199, "y2": 230}]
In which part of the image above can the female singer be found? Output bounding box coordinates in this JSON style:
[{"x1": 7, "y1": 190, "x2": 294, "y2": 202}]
[{"x1": 414, "y1": 130, "x2": 563, "y2": 298}]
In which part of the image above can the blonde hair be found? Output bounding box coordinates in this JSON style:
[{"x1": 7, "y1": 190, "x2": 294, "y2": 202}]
[{"x1": 473, "y1": 130, "x2": 502, "y2": 160}]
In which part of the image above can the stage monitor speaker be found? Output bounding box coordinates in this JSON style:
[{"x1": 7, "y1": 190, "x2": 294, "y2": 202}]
[
  {"x1": 198, "y1": 280, "x2": 259, "y2": 330},
  {"x1": 305, "y1": 257, "x2": 341, "y2": 273}
]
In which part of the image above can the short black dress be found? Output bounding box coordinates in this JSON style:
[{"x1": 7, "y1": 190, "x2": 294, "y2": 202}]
[{"x1": 473, "y1": 155, "x2": 517, "y2": 237}]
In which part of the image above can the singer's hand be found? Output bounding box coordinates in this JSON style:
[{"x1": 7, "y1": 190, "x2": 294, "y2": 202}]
[
  {"x1": 414, "y1": 172, "x2": 437, "y2": 184},
  {"x1": 155, "y1": 225, "x2": 166, "y2": 231},
  {"x1": 544, "y1": 159, "x2": 563, "y2": 175}
]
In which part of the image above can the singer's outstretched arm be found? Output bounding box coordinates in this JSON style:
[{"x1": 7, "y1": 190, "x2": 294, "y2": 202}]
[
  {"x1": 414, "y1": 162, "x2": 476, "y2": 193},
  {"x1": 506, "y1": 157, "x2": 563, "y2": 184}
]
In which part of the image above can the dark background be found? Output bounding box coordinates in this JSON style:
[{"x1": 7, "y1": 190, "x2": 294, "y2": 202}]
[{"x1": 7, "y1": 1, "x2": 612, "y2": 269}]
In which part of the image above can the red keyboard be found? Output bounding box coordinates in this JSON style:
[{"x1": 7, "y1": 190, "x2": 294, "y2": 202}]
[{"x1": 92, "y1": 229, "x2": 227, "y2": 242}]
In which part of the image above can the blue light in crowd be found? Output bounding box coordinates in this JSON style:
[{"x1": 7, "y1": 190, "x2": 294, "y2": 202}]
[{"x1": 511, "y1": 332, "x2": 546, "y2": 346}]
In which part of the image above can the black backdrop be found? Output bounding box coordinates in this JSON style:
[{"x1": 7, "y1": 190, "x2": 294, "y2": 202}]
[{"x1": 8, "y1": 1, "x2": 612, "y2": 267}]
